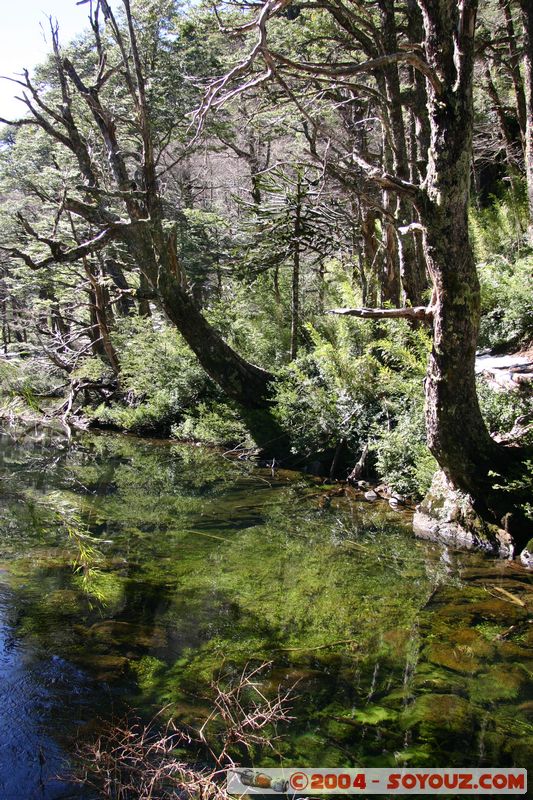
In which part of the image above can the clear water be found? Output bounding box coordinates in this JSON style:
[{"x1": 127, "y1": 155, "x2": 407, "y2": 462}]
[{"x1": 0, "y1": 429, "x2": 531, "y2": 799}]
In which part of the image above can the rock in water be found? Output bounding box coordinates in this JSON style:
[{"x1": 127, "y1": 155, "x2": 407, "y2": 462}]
[
  {"x1": 413, "y1": 471, "x2": 515, "y2": 557},
  {"x1": 519, "y1": 543, "x2": 533, "y2": 569}
]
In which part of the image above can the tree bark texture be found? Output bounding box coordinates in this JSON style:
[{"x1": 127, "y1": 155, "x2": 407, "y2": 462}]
[
  {"x1": 519, "y1": 0, "x2": 533, "y2": 244},
  {"x1": 416, "y1": 0, "x2": 502, "y2": 497}
]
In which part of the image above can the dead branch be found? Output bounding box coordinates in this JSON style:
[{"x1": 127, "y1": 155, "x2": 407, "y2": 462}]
[
  {"x1": 270, "y1": 49, "x2": 443, "y2": 96},
  {"x1": 192, "y1": 0, "x2": 292, "y2": 136},
  {"x1": 347, "y1": 442, "x2": 369, "y2": 483},
  {"x1": 327, "y1": 305, "x2": 433, "y2": 321},
  {"x1": 71, "y1": 662, "x2": 296, "y2": 799},
  {"x1": 6, "y1": 220, "x2": 147, "y2": 270},
  {"x1": 73, "y1": 712, "x2": 227, "y2": 800},
  {"x1": 199, "y1": 661, "x2": 295, "y2": 767}
]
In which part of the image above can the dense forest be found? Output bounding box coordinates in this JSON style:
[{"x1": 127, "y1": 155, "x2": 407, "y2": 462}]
[{"x1": 0, "y1": 0, "x2": 531, "y2": 559}]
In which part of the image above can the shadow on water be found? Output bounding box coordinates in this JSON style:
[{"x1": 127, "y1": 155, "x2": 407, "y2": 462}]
[
  {"x1": 0, "y1": 429, "x2": 531, "y2": 798},
  {"x1": 0, "y1": 582, "x2": 96, "y2": 799}
]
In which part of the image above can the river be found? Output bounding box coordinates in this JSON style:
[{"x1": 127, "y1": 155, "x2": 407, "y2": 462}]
[{"x1": 0, "y1": 428, "x2": 531, "y2": 798}]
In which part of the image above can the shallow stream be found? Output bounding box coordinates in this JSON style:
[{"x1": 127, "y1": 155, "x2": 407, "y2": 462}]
[{"x1": 0, "y1": 429, "x2": 531, "y2": 798}]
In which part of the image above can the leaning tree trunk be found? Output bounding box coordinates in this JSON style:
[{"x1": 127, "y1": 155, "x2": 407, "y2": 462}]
[
  {"x1": 152, "y1": 254, "x2": 285, "y2": 452},
  {"x1": 126, "y1": 226, "x2": 274, "y2": 410}
]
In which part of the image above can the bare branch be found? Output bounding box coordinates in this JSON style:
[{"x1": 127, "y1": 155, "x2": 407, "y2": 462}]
[
  {"x1": 348, "y1": 151, "x2": 422, "y2": 197},
  {"x1": 327, "y1": 305, "x2": 433, "y2": 321},
  {"x1": 0, "y1": 115, "x2": 37, "y2": 128},
  {"x1": 64, "y1": 197, "x2": 119, "y2": 226},
  {"x1": 270, "y1": 50, "x2": 444, "y2": 96},
  {"x1": 7, "y1": 220, "x2": 148, "y2": 270},
  {"x1": 192, "y1": 0, "x2": 292, "y2": 137}
]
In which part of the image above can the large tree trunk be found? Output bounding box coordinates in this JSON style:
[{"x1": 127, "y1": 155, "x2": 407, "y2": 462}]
[
  {"x1": 417, "y1": 0, "x2": 499, "y2": 495},
  {"x1": 360, "y1": 205, "x2": 380, "y2": 306},
  {"x1": 412, "y1": 0, "x2": 533, "y2": 550},
  {"x1": 421, "y1": 196, "x2": 499, "y2": 494},
  {"x1": 290, "y1": 173, "x2": 302, "y2": 360}
]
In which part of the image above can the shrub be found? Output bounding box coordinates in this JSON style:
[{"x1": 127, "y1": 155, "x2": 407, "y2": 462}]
[
  {"x1": 478, "y1": 256, "x2": 533, "y2": 350},
  {"x1": 94, "y1": 390, "x2": 185, "y2": 435},
  {"x1": 470, "y1": 181, "x2": 532, "y2": 351},
  {"x1": 90, "y1": 317, "x2": 214, "y2": 435},
  {"x1": 477, "y1": 377, "x2": 533, "y2": 438},
  {"x1": 0, "y1": 356, "x2": 60, "y2": 404},
  {"x1": 273, "y1": 317, "x2": 436, "y2": 495},
  {"x1": 172, "y1": 402, "x2": 255, "y2": 448},
  {"x1": 373, "y1": 406, "x2": 437, "y2": 498},
  {"x1": 273, "y1": 345, "x2": 384, "y2": 460},
  {"x1": 470, "y1": 178, "x2": 528, "y2": 261}
]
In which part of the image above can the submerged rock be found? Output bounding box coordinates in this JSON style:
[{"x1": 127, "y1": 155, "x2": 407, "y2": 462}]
[
  {"x1": 76, "y1": 653, "x2": 128, "y2": 681},
  {"x1": 424, "y1": 642, "x2": 484, "y2": 675},
  {"x1": 411, "y1": 664, "x2": 468, "y2": 696},
  {"x1": 400, "y1": 694, "x2": 476, "y2": 741},
  {"x1": 88, "y1": 620, "x2": 167, "y2": 649},
  {"x1": 469, "y1": 664, "x2": 529, "y2": 704}
]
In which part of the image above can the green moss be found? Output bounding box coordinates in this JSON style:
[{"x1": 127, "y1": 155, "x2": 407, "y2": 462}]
[
  {"x1": 469, "y1": 664, "x2": 529, "y2": 704},
  {"x1": 352, "y1": 705, "x2": 398, "y2": 725},
  {"x1": 400, "y1": 694, "x2": 476, "y2": 740},
  {"x1": 475, "y1": 621, "x2": 504, "y2": 641},
  {"x1": 130, "y1": 656, "x2": 167, "y2": 693}
]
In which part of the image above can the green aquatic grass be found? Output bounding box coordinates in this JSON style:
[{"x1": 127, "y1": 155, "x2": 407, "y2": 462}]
[{"x1": 0, "y1": 429, "x2": 532, "y2": 774}]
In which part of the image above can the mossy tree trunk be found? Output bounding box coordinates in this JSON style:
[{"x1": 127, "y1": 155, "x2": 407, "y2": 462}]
[
  {"x1": 415, "y1": 0, "x2": 512, "y2": 506},
  {"x1": 418, "y1": 2, "x2": 483, "y2": 469}
]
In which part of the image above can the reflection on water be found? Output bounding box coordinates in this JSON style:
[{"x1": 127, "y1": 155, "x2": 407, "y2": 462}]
[{"x1": 0, "y1": 428, "x2": 531, "y2": 799}]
